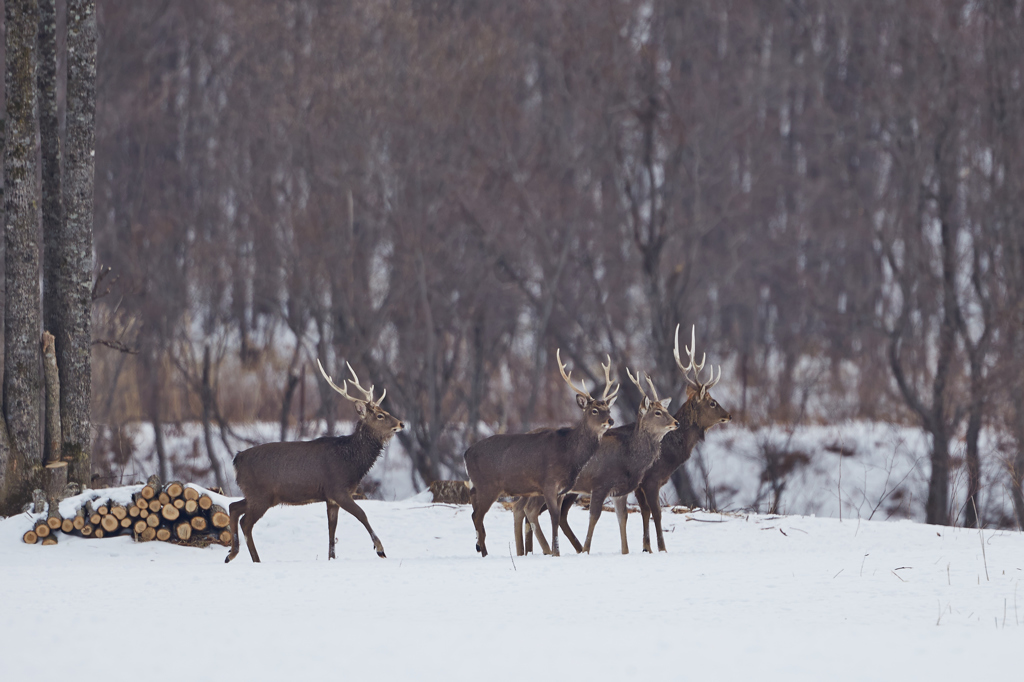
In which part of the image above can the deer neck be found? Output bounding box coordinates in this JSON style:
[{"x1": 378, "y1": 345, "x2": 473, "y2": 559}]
[
  {"x1": 349, "y1": 420, "x2": 389, "y2": 472},
  {"x1": 629, "y1": 423, "x2": 665, "y2": 470},
  {"x1": 661, "y1": 400, "x2": 705, "y2": 465},
  {"x1": 566, "y1": 420, "x2": 603, "y2": 471}
]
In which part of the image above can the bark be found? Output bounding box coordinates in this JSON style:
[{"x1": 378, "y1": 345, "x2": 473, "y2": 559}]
[
  {"x1": 200, "y1": 346, "x2": 225, "y2": 490},
  {"x1": 58, "y1": 0, "x2": 97, "y2": 487},
  {"x1": 1, "y1": 0, "x2": 45, "y2": 514},
  {"x1": 41, "y1": 331, "x2": 61, "y2": 462}
]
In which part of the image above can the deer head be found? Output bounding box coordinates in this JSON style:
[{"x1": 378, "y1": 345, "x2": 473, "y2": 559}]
[
  {"x1": 627, "y1": 368, "x2": 679, "y2": 438},
  {"x1": 673, "y1": 325, "x2": 732, "y2": 432},
  {"x1": 557, "y1": 349, "x2": 618, "y2": 434},
  {"x1": 317, "y1": 359, "x2": 404, "y2": 439}
]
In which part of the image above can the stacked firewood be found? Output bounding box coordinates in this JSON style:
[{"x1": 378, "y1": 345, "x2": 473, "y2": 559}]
[{"x1": 22, "y1": 476, "x2": 232, "y2": 548}]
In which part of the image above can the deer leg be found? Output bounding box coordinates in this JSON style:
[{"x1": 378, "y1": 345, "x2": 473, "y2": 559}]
[
  {"x1": 613, "y1": 495, "x2": 629, "y2": 555},
  {"x1": 336, "y1": 495, "x2": 386, "y2": 558},
  {"x1": 239, "y1": 499, "x2": 270, "y2": 563},
  {"x1": 582, "y1": 489, "x2": 609, "y2": 554},
  {"x1": 327, "y1": 501, "x2": 340, "y2": 560},
  {"x1": 471, "y1": 486, "x2": 499, "y2": 557},
  {"x1": 225, "y1": 499, "x2": 247, "y2": 563},
  {"x1": 526, "y1": 498, "x2": 551, "y2": 555},
  {"x1": 636, "y1": 487, "x2": 653, "y2": 553},
  {"x1": 544, "y1": 489, "x2": 562, "y2": 557},
  {"x1": 513, "y1": 498, "x2": 528, "y2": 556},
  {"x1": 651, "y1": 495, "x2": 667, "y2": 552},
  {"x1": 558, "y1": 494, "x2": 583, "y2": 553}
]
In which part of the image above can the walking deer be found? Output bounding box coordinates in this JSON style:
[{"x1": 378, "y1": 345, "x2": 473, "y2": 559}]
[
  {"x1": 464, "y1": 350, "x2": 618, "y2": 557},
  {"x1": 634, "y1": 325, "x2": 731, "y2": 552},
  {"x1": 225, "y1": 360, "x2": 403, "y2": 563},
  {"x1": 515, "y1": 369, "x2": 678, "y2": 555}
]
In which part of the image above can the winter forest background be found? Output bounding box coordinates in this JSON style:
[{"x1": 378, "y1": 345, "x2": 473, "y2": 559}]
[{"x1": 46, "y1": 2, "x2": 1024, "y2": 526}]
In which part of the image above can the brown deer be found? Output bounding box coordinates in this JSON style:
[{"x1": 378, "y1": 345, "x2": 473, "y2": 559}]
[
  {"x1": 464, "y1": 350, "x2": 618, "y2": 557},
  {"x1": 515, "y1": 369, "x2": 679, "y2": 555},
  {"x1": 225, "y1": 360, "x2": 403, "y2": 563},
  {"x1": 633, "y1": 325, "x2": 731, "y2": 552}
]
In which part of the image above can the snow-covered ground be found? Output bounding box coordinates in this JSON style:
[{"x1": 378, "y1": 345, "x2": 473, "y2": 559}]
[{"x1": 2, "y1": 491, "x2": 1022, "y2": 681}]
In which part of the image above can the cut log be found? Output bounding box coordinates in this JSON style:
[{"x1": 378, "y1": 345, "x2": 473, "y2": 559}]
[
  {"x1": 101, "y1": 515, "x2": 119, "y2": 533},
  {"x1": 135, "y1": 496, "x2": 149, "y2": 510},
  {"x1": 46, "y1": 504, "x2": 63, "y2": 530},
  {"x1": 133, "y1": 520, "x2": 147, "y2": 534},
  {"x1": 182, "y1": 487, "x2": 200, "y2": 502},
  {"x1": 175, "y1": 522, "x2": 192, "y2": 541},
  {"x1": 42, "y1": 535, "x2": 58, "y2": 546},
  {"x1": 89, "y1": 513, "x2": 101, "y2": 525},
  {"x1": 208, "y1": 505, "x2": 230, "y2": 529},
  {"x1": 165, "y1": 481, "x2": 184, "y2": 499},
  {"x1": 156, "y1": 528, "x2": 171, "y2": 542},
  {"x1": 97, "y1": 504, "x2": 109, "y2": 516},
  {"x1": 190, "y1": 516, "x2": 208, "y2": 532},
  {"x1": 183, "y1": 499, "x2": 198, "y2": 515},
  {"x1": 146, "y1": 514, "x2": 160, "y2": 528},
  {"x1": 158, "y1": 492, "x2": 170, "y2": 505},
  {"x1": 217, "y1": 529, "x2": 233, "y2": 545},
  {"x1": 23, "y1": 530, "x2": 38, "y2": 544},
  {"x1": 34, "y1": 520, "x2": 51, "y2": 538},
  {"x1": 120, "y1": 517, "x2": 132, "y2": 529},
  {"x1": 198, "y1": 495, "x2": 213, "y2": 511},
  {"x1": 128, "y1": 505, "x2": 140, "y2": 518},
  {"x1": 80, "y1": 524, "x2": 94, "y2": 537},
  {"x1": 148, "y1": 499, "x2": 161, "y2": 513},
  {"x1": 173, "y1": 498, "x2": 185, "y2": 510},
  {"x1": 141, "y1": 474, "x2": 162, "y2": 500},
  {"x1": 138, "y1": 527, "x2": 157, "y2": 542},
  {"x1": 161, "y1": 504, "x2": 180, "y2": 522},
  {"x1": 94, "y1": 528, "x2": 105, "y2": 539},
  {"x1": 73, "y1": 507, "x2": 86, "y2": 530},
  {"x1": 139, "y1": 508, "x2": 149, "y2": 519},
  {"x1": 61, "y1": 518, "x2": 74, "y2": 533},
  {"x1": 111, "y1": 505, "x2": 128, "y2": 520}
]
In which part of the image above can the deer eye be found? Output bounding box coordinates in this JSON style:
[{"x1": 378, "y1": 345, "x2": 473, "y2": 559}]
[
  {"x1": 654, "y1": 411, "x2": 662, "y2": 416},
  {"x1": 709, "y1": 400, "x2": 717, "y2": 407},
  {"x1": 376, "y1": 413, "x2": 384, "y2": 420}
]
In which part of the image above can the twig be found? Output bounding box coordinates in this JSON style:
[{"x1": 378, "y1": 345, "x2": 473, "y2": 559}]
[
  {"x1": 936, "y1": 599, "x2": 943, "y2": 626},
  {"x1": 779, "y1": 528, "x2": 788, "y2": 537},
  {"x1": 947, "y1": 563, "x2": 951, "y2": 586},
  {"x1": 92, "y1": 338, "x2": 139, "y2": 354},
  {"x1": 973, "y1": 498, "x2": 989, "y2": 582},
  {"x1": 508, "y1": 543, "x2": 516, "y2": 571},
  {"x1": 891, "y1": 570, "x2": 906, "y2": 582},
  {"x1": 860, "y1": 553, "x2": 869, "y2": 577},
  {"x1": 833, "y1": 569, "x2": 844, "y2": 579}
]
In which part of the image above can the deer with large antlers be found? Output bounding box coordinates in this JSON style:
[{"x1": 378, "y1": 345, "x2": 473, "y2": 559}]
[
  {"x1": 463, "y1": 350, "x2": 618, "y2": 557},
  {"x1": 633, "y1": 325, "x2": 731, "y2": 552},
  {"x1": 514, "y1": 369, "x2": 678, "y2": 555},
  {"x1": 225, "y1": 361, "x2": 404, "y2": 563}
]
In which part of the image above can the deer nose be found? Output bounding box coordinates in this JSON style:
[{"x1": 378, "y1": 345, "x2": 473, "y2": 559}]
[
  {"x1": 672, "y1": 420, "x2": 679, "y2": 429},
  {"x1": 398, "y1": 422, "x2": 405, "y2": 430},
  {"x1": 607, "y1": 417, "x2": 614, "y2": 426}
]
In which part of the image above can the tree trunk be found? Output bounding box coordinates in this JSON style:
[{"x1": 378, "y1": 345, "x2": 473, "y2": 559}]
[
  {"x1": 56, "y1": 0, "x2": 97, "y2": 488},
  {"x1": 1, "y1": 0, "x2": 45, "y2": 514},
  {"x1": 200, "y1": 346, "x2": 225, "y2": 489}
]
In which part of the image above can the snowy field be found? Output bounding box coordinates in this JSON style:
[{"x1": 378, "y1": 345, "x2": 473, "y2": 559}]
[{"x1": 2, "y1": 491, "x2": 1023, "y2": 681}]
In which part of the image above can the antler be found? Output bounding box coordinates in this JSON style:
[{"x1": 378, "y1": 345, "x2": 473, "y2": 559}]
[
  {"x1": 626, "y1": 368, "x2": 651, "y2": 403},
  {"x1": 599, "y1": 354, "x2": 619, "y2": 405},
  {"x1": 673, "y1": 324, "x2": 721, "y2": 396},
  {"x1": 556, "y1": 349, "x2": 593, "y2": 400},
  {"x1": 317, "y1": 359, "x2": 386, "y2": 407}
]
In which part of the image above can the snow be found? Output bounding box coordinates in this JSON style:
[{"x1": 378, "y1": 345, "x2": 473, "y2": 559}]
[{"x1": 2, "y1": 493, "x2": 1022, "y2": 680}]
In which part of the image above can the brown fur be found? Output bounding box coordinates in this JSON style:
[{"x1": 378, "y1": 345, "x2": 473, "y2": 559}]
[{"x1": 225, "y1": 401, "x2": 403, "y2": 563}]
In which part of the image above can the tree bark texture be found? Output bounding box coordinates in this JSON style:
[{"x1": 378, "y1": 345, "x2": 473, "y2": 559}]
[
  {"x1": 2, "y1": 0, "x2": 45, "y2": 513},
  {"x1": 58, "y1": 0, "x2": 97, "y2": 487}
]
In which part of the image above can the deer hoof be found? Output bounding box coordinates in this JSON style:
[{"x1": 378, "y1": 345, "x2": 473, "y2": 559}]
[
  {"x1": 225, "y1": 552, "x2": 237, "y2": 563},
  {"x1": 376, "y1": 550, "x2": 386, "y2": 558}
]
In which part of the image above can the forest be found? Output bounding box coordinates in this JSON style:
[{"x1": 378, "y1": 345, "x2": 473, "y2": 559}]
[{"x1": 7, "y1": 0, "x2": 1023, "y2": 526}]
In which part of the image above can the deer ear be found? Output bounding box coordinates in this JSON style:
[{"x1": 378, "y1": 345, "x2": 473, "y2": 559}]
[
  {"x1": 638, "y1": 397, "x2": 650, "y2": 417},
  {"x1": 354, "y1": 401, "x2": 368, "y2": 418},
  {"x1": 661, "y1": 397, "x2": 672, "y2": 409},
  {"x1": 576, "y1": 394, "x2": 588, "y2": 410}
]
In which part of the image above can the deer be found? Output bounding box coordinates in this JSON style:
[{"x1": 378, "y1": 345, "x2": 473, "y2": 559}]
[
  {"x1": 464, "y1": 350, "x2": 618, "y2": 557},
  {"x1": 632, "y1": 325, "x2": 732, "y2": 553},
  {"x1": 514, "y1": 368, "x2": 679, "y2": 555},
  {"x1": 225, "y1": 360, "x2": 404, "y2": 563}
]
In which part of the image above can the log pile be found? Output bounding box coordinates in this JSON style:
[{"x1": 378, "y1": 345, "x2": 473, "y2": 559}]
[{"x1": 22, "y1": 475, "x2": 233, "y2": 548}]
